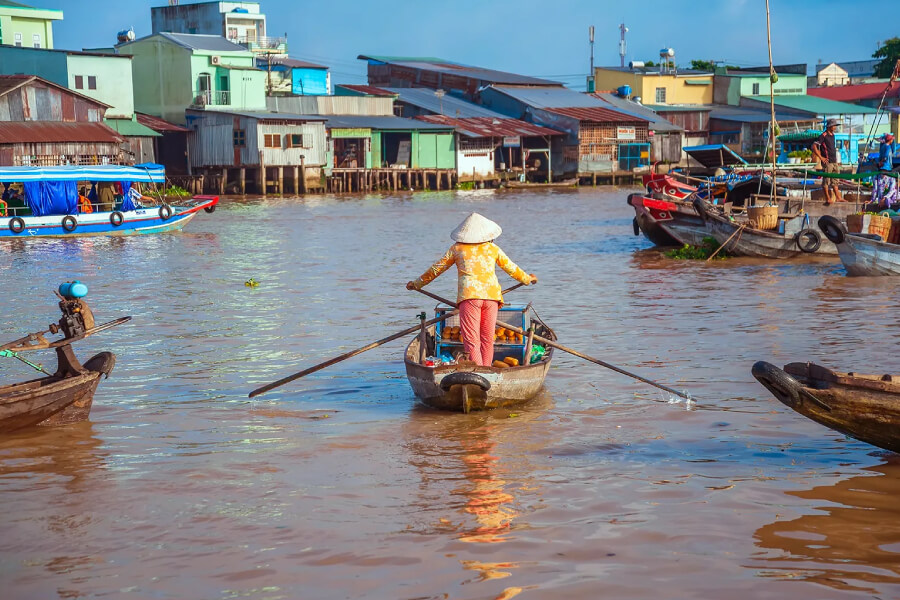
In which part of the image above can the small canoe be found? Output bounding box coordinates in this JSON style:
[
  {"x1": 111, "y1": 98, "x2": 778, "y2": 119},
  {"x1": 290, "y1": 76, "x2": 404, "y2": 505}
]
[
  {"x1": 752, "y1": 361, "x2": 900, "y2": 454},
  {"x1": 628, "y1": 193, "x2": 709, "y2": 247},
  {"x1": 818, "y1": 215, "x2": 900, "y2": 276},
  {"x1": 404, "y1": 306, "x2": 555, "y2": 412}
]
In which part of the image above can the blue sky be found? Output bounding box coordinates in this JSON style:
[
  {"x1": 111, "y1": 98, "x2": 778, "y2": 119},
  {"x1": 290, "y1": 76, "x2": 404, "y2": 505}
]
[{"x1": 44, "y1": 0, "x2": 892, "y2": 89}]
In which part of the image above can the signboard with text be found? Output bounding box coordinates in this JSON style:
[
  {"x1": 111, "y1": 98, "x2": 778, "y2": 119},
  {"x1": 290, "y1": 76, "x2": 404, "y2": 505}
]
[
  {"x1": 502, "y1": 136, "x2": 521, "y2": 147},
  {"x1": 616, "y1": 126, "x2": 636, "y2": 141}
]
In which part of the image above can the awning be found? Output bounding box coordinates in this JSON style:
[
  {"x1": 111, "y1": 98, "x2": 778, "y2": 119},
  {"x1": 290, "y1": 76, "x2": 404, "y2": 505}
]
[
  {"x1": 0, "y1": 121, "x2": 123, "y2": 144},
  {"x1": 104, "y1": 117, "x2": 161, "y2": 137},
  {"x1": 0, "y1": 164, "x2": 166, "y2": 183},
  {"x1": 683, "y1": 144, "x2": 747, "y2": 168}
]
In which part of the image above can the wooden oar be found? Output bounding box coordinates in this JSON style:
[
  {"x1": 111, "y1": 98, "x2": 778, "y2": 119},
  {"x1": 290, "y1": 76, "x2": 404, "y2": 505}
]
[
  {"x1": 248, "y1": 310, "x2": 459, "y2": 398},
  {"x1": 412, "y1": 288, "x2": 691, "y2": 400}
]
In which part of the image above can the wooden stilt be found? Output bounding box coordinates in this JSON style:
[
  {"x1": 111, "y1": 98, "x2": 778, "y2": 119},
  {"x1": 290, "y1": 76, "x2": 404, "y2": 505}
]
[
  {"x1": 239, "y1": 167, "x2": 246, "y2": 195},
  {"x1": 292, "y1": 166, "x2": 299, "y2": 194},
  {"x1": 220, "y1": 168, "x2": 227, "y2": 195},
  {"x1": 277, "y1": 166, "x2": 284, "y2": 194}
]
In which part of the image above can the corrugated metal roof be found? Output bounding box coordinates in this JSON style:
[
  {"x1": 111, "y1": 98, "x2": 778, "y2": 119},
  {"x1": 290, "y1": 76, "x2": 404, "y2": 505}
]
[
  {"x1": 357, "y1": 55, "x2": 560, "y2": 86},
  {"x1": 125, "y1": 33, "x2": 249, "y2": 53},
  {"x1": 336, "y1": 84, "x2": 398, "y2": 97},
  {"x1": 104, "y1": 118, "x2": 161, "y2": 137},
  {"x1": 490, "y1": 85, "x2": 610, "y2": 108},
  {"x1": 0, "y1": 122, "x2": 123, "y2": 144},
  {"x1": 746, "y1": 95, "x2": 878, "y2": 115},
  {"x1": 596, "y1": 66, "x2": 712, "y2": 76},
  {"x1": 136, "y1": 112, "x2": 190, "y2": 133},
  {"x1": 546, "y1": 106, "x2": 647, "y2": 123},
  {"x1": 709, "y1": 104, "x2": 815, "y2": 123},
  {"x1": 324, "y1": 115, "x2": 454, "y2": 131},
  {"x1": 0, "y1": 74, "x2": 112, "y2": 107},
  {"x1": 808, "y1": 82, "x2": 900, "y2": 102},
  {"x1": 591, "y1": 93, "x2": 682, "y2": 132},
  {"x1": 187, "y1": 109, "x2": 327, "y2": 121},
  {"x1": 415, "y1": 115, "x2": 563, "y2": 138},
  {"x1": 258, "y1": 57, "x2": 328, "y2": 70},
  {"x1": 386, "y1": 87, "x2": 505, "y2": 118}
]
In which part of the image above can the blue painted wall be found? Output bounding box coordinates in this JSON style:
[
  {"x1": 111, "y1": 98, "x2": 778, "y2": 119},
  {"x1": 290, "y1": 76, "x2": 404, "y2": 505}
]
[
  {"x1": 0, "y1": 47, "x2": 68, "y2": 86},
  {"x1": 292, "y1": 68, "x2": 328, "y2": 96}
]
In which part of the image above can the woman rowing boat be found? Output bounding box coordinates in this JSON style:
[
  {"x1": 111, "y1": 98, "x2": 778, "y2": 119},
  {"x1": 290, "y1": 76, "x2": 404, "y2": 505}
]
[{"x1": 406, "y1": 213, "x2": 537, "y2": 367}]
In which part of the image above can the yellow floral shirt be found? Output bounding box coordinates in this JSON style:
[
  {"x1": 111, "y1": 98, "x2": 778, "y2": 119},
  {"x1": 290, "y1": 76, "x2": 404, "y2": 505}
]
[{"x1": 413, "y1": 242, "x2": 531, "y2": 303}]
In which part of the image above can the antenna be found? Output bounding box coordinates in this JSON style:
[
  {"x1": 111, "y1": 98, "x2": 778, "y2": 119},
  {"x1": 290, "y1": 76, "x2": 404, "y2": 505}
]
[
  {"x1": 589, "y1": 25, "x2": 595, "y2": 75},
  {"x1": 619, "y1": 23, "x2": 628, "y2": 68}
]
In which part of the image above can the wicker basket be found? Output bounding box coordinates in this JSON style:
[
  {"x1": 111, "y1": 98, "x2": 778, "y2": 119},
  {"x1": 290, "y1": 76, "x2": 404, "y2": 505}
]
[
  {"x1": 748, "y1": 205, "x2": 778, "y2": 230},
  {"x1": 846, "y1": 214, "x2": 865, "y2": 233},
  {"x1": 869, "y1": 214, "x2": 892, "y2": 240}
]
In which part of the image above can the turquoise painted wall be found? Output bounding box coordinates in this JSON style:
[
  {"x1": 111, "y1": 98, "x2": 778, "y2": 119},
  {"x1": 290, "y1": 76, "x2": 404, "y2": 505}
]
[
  {"x1": 0, "y1": 46, "x2": 67, "y2": 83},
  {"x1": 738, "y1": 74, "x2": 806, "y2": 97},
  {"x1": 292, "y1": 68, "x2": 329, "y2": 95}
]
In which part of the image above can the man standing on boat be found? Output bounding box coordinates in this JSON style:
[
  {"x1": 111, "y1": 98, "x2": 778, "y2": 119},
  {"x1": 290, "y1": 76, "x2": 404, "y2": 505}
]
[
  {"x1": 872, "y1": 133, "x2": 898, "y2": 208},
  {"x1": 812, "y1": 119, "x2": 843, "y2": 204},
  {"x1": 407, "y1": 213, "x2": 537, "y2": 367}
]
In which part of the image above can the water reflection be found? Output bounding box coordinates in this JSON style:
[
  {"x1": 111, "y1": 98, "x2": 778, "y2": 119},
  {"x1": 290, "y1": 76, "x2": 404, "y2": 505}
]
[{"x1": 752, "y1": 458, "x2": 900, "y2": 593}]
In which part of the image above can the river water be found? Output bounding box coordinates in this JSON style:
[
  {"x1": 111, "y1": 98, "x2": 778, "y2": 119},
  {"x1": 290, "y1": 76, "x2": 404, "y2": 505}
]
[{"x1": 1, "y1": 188, "x2": 899, "y2": 599}]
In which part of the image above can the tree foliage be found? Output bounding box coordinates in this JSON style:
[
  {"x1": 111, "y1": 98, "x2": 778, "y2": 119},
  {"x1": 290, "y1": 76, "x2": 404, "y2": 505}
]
[
  {"x1": 690, "y1": 59, "x2": 716, "y2": 72},
  {"x1": 873, "y1": 37, "x2": 900, "y2": 78}
]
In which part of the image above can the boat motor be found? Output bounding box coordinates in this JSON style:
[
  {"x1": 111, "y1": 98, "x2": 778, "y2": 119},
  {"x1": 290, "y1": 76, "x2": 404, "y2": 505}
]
[{"x1": 54, "y1": 281, "x2": 95, "y2": 339}]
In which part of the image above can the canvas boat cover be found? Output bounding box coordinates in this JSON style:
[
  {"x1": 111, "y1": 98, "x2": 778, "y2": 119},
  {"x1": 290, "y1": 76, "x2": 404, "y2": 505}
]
[
  {"x1": 0, "y1": 163, "x2": 166, "y2": 183},
  {"x1": 683, "y1": 144, "x2": 747, "y2": 168}
]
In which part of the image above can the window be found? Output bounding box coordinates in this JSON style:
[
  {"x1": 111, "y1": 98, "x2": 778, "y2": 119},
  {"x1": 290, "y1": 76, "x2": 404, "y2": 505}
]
[
  {"x1": 263, "y1": 133, "x2": 281, "y2": 148},
  {"x1": 233, "y1": 129, "x2": 246, "y2": 147},
  {"x1": 74, "y1": 75, "x2": 84, "y2": 89},
  {"x1": 88, "y1": 76, "x2": 97, "y2": 90},
  {"x1": 287, "y1": 134, "x2": 304, "y2": 148},
  {"x1": 752, "y1": 82, "x2": 760, "y2": 95},
  {"x1": 14, "y1": 32, "x2": 22, "y2": 47},
  {"x1": 32, "y1": 33, "x2": 41, "y2": 48},
  {"x1": 655, "y1": 87, "x2": 666, "y2": 104}
]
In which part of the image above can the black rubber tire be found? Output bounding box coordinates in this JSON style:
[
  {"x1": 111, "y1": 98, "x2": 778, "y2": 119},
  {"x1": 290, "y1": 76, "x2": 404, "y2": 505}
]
[
  {"x1": 158, "y1": 204, "x2": 172, "y2": 221},
  {"x1": 795, "y1": 228, "x2": 822, "y2": 253},
  {"x1": 751, "y1": 361, "x2": 801, "y2": 409},
  {"x1": 692, "y1": 197, "x2": 707, "y2": 222},
  {"x1": 632, "y1": 216, "x2": 640, "y2": 236},
  {"x1": 84, "y1": 351, "x2": 116, "y2": 379},
  {"x1": 440, "y1": 372, "x2": 491, "y2": 392},
  {"x1": 818, "y1": 215, "x2": 845, "y2": 245},
  {"x1": 8, "y1": 216, "x2": 25, "y2": 234},
  {"x1": 109, "y1": 211, "x2": 125, "y2": 227},
  {"x1": 204, "y1": 204, "x2": 216, "y2": 214},
  {"x1": 61, "y1": 215, "x2": 77, "y2": 232}
]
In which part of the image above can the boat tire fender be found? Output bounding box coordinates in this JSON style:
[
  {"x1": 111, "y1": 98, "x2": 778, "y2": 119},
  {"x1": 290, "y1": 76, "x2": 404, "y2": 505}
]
[
  {"x1": 204, "y1": 204, "x2": 216, "y2": 214},
  {"x1": 818, "y1": 215, "x2": 845, "y2": 245},
  {"x1": 692, "y1": 197, "x2": 708, "y2": 223},
  {"x1": 109, "y1": 211, "x2": 125, "y2": 227},
  {"x1": 158, "y1": 204, "x2": 172, "y2": 221},
  {"x1": 751, "y1": 361, "x2": 801, "y2": 409},
  {"x1": 84, "y1": 351, "x2": 116, "y2": 379},
  {"x1": 8, "y1": 216, "x2": 25, "y2": 234},
  {"x1": 632, "y1": 216, "x2": 640, "y2": 236},
  {"x1": 61, "y1": 215, "x2": 77, "y2": 232},
  {"x1": 795, "y1": 228, "x2": 822, "y2": 253},
  {"x1": 440, "y1": 372, "x2": 491, "y2": 392}
]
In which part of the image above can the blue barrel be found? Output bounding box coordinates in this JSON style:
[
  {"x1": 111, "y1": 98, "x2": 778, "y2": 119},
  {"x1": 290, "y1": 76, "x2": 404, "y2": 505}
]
[
  {"x1": 617, "y1": 85, "x2": 632, "y2": 98},
  {"x1": 59, "y1": 280, "x2": 88, "y2": 299}
]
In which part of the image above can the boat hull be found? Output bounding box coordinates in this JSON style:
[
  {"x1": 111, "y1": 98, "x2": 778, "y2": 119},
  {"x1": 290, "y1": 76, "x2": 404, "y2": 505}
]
[
  {"x1": 753, "y1": 361, "x2": 900, "y2": 454},
  {"x1": 628, "y1": 193, "x2": 708, "y2": 247},
  {"x1": 0, "y1": 372, "x2": 102, "y2": 433},
  {"x1": 818, "y1": 216, "x2": 900, "y2": 276}
]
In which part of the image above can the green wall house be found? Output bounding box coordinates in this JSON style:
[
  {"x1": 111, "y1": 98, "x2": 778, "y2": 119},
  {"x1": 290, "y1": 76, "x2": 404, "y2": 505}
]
[
  {"x1": 118, "y1": 32, "x2": 268, "y2": 125},
  {"x1": 0, "y1": 46, "x2": 136, "y2": 119},
  {"x1": 0, "y1": 1, "x2": 62, "y2": 49},
  {"x1": 323, "y1": 116, "x2": 455, "y2": 173},
  {"x1": 714, "y1": 72, "x2": 807, "y2": 105}
]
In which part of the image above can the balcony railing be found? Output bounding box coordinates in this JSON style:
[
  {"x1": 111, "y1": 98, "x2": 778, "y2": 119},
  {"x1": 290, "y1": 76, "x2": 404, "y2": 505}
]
[
  {"x1": 191, "y1": 90, "x2": 231, "y2": 107},
  {"x1": 237, "y1": 35, "x2": 287, "y2": 54}
]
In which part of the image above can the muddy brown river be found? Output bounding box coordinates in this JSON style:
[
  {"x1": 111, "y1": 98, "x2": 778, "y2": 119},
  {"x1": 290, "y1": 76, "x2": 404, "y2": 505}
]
[{"x1": 1, "y1": 188, "x2": 899, "y2": 599}]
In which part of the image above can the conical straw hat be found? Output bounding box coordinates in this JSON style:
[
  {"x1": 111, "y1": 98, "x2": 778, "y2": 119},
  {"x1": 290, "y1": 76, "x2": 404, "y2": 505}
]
[{"x1": 451, "y1": 212, "x2": 502, "y2": 244}]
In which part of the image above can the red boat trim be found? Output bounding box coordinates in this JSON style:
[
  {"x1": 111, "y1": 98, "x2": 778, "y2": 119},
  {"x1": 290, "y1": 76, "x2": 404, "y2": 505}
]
[{"x1": 642, "y1": 197, "x2": 678, "y2": 211}]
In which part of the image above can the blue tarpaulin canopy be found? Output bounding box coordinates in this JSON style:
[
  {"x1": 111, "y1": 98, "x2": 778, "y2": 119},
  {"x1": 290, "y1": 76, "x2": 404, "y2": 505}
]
[
  {"x1": 23, "y1": 180, "x2": 78, "y2": 216},
  {"x1": 0, "y1": 164, "x2": 166, "y2": 184}
]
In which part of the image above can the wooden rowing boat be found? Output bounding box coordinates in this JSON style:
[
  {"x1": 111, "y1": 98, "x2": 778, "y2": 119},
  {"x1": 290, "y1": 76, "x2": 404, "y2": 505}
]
[
  {"x1": 404, "y1": 305, "x2": 555, "y2": 412},
  {"x1": 1, "y1": 283, "x2": 129, "y2": 434},
  {"x1": 752, "y1": 361, "x2": 900, "y2": 454},
  {"x1": 818, "y1": 215, "x2": 900, "y2": 276}
]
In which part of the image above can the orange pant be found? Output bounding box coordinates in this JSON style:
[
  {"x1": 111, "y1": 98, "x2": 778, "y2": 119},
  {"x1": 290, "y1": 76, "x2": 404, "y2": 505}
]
[{"x1": 459, "y1": 299, "x2": 499, "y2": 366}]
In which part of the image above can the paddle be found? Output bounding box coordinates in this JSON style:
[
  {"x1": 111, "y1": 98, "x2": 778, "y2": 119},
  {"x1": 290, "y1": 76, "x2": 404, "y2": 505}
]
[
  {"x1": 412, "y1": 288, "x2": 691, "y2": 400},
  {"x1": 248, "y1": 310, "x2": 459, "y2": 398}
]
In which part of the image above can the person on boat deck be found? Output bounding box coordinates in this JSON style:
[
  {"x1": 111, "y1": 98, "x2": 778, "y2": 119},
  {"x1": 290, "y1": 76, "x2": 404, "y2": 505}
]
[
  {"x1": 812, "y1": 119, "x2": 843, "y2": 204},
  {"x1": 407, "y1": 213, "x2": 537, "y2": 367},
  {"x1": 873, "y1": 133, "x2": 898, "y2": 208},
  {"x1": 78, "y1": 187, "x2": 94, "y2": 214},
  {"x1": 97, "y1": 181, "x2": 116, "y2": 212}
]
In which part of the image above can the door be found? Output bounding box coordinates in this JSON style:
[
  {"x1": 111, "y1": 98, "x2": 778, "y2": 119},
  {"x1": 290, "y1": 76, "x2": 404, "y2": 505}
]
[{"x1": 197, "y1": 73, "x2": 211, "y2": 105}]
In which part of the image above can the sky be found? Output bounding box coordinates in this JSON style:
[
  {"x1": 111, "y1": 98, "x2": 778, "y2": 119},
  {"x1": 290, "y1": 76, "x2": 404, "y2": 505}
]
[{"x1": 43, "y1": 0, "x2": 894, "y2": 89}]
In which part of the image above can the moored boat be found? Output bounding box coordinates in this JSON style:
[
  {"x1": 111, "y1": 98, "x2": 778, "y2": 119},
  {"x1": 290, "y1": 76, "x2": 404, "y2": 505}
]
[
  {"x1": 818, "y1": 215, "x2": 900, "y2": 275},
  {"x1": 1, "y1": 282, "x2": 129, "y2": 433},
  {"x1": 0, "y1": 164, "x2": 217, "y2": 238},
  {"x1": 404, "y1": 304, "x2": 555, "y2": 412},
  {"x1": 752, "y1": 361, "x2": 900, "y2": 454}
]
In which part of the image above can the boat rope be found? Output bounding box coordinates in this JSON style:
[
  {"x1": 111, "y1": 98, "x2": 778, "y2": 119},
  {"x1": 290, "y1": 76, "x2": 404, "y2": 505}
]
[
  {"x1": 765, "y1": 0, "x2": 778, "y2": 201},
  {"x1": 0, "y1": 349, "x2": 52, "y2": 375},
  {"x1": 860, "y1": 59, "x2": 900, "y2": 161}
]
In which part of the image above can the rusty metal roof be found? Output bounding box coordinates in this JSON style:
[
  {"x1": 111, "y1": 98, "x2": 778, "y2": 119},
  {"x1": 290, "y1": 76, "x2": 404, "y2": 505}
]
[
  {"x1": 0, "y1": 74, "x2": 32, "y2": 97},
  {"x1": 545, "y1": 106, "x2": 648, "y2": 123},
  {"x1": 416, "y1": 115, "x2": 563, "y2": 138},
  {"x1": 136, "y1": 112, "x2": 190, "y2": 133},
  {"x1": 336, "y1": 84, "x2": 398, "y2": 97},
  {"x1": 357, "y1": 55, "x2": 560, "y2": 86},
  {"x1": 0, "y1": 122, "x2": 123, "y2": 144}
]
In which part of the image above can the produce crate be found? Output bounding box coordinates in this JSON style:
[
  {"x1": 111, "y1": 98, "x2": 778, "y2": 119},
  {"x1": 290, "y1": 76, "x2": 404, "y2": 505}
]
[{"x1": 435, "y1": 304, "x2": 530, "y2": 363}]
